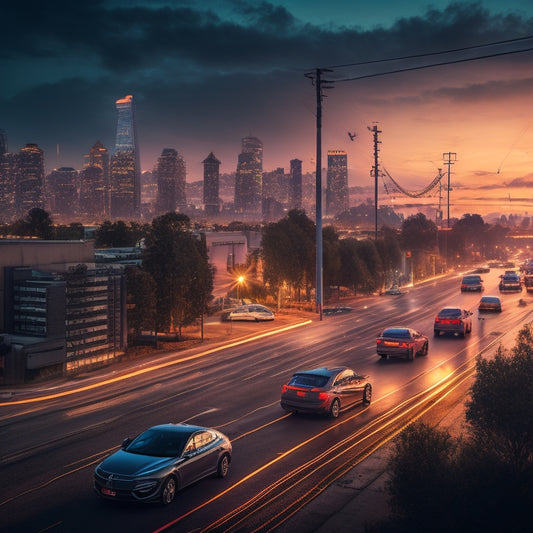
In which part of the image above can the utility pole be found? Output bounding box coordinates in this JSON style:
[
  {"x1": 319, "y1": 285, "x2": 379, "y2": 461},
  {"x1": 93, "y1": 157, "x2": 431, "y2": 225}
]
[
  {"x1": 305, "y1": 68, "x2": 333, "y2": 320},
  {"x1": 442, "y1": 152, "x2": 457, "y2": 228},
  {"x1": 368, "y1": 124, "x2": 382, "y2": 239}
]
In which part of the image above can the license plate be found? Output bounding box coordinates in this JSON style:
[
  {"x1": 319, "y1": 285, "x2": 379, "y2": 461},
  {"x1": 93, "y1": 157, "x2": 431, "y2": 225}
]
[
  {"x1": 384, "y1": 341, "x2": 398, "y2": 346},
  {"x1": 101, "y1": 488, "x2": 116, "y2": 497},
  {"x1": 297, "y1": 391, "x2": 306, "y2": 397}
]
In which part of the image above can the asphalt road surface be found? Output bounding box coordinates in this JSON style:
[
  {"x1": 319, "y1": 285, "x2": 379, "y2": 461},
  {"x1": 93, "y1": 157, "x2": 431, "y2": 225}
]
[{"x1": 1, "y1": 267, "x2": 531, "y2": 532}]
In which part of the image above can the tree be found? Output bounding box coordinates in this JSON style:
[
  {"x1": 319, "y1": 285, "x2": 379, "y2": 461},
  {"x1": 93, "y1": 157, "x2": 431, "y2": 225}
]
[
  {"x1": 25, "y1": 208, "x2": 54, "y2": 239},
  {"x1": 338, "y1": 238, "x2": 368, "y2": 295},
  {"x1": 261, "y1": 209, "x2": 315, "y2": 301},
  {"x1": 95, "y1": 220, "x2": 150, "y2": 248},
  {"x1": 466, "y1": 324, "x2": 533, "y2": 473},
  {"x1": 125, "y1": 266, "x2": 156, "y2": 338},
  {"x1": 142, "y1": 212, "x2": 213, "y2": 337},
  {"x1": 400, "y1": 213, "x2": 437, "y2": 252},
  {"x1": 322, "y1": 225, "x2": 341, "y2": 291}
]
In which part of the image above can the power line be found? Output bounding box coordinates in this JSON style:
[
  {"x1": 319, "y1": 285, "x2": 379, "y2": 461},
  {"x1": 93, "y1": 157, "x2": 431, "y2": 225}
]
[
  {"x1": 332, "y1": 45, "x2": 533, "y2": 82},
  {"x1": 321, "y1": 34, "x2": 533, "y2": 71}
]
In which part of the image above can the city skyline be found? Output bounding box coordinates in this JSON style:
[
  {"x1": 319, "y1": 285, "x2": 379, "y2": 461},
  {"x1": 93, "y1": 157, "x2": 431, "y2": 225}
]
[{"x1": 1, "y1": 1, "x2": 533, "y2": 219}]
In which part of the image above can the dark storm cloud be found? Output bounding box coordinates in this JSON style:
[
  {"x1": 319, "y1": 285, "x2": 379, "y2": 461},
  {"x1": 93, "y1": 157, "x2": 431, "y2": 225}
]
[{"x1": 2, "y1": 1, "x2": 533, "y2": 174}]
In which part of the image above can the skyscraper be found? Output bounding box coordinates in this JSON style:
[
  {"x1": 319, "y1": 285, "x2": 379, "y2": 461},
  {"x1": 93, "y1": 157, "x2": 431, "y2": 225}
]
[
  {"x1": 0, "y1": 129, "x2": 7, "y2": 157},
  {"x1": 155, "y1": 148, "x2": 187, "y2": 214},
  {"x1": 16, "y1": 143, "x2": 45, "y2": 217},
  {"x1": 234, "y1": 136, "x2": 263, "y2": 216},
  {"x1": 289, "y1": 159, "x2": 303, "y2": 211},
  {"x1": 47, "y1": 167, "x2": 78, "y2": 218},
  {"x1": 83, "y1": 141, "x2": 110, "y2": 217},
  {"x1": 110, "y1": 95, "x2": 141, "y2": 219},
  {"x1": 203, "y1": 152, "x2": 221, "y2": 216},
  {"x1": 326, "y1": 150, "x2": 349, "y2": 217}
]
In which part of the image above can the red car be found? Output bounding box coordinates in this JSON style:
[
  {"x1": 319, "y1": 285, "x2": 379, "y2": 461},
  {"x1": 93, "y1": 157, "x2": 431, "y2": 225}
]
[
  {"x1": 376, "y1": 327, "x2": 428, "y2": 360},
  {"x1": 280, "y1": 367, "x2": 372, "y2": 418}
]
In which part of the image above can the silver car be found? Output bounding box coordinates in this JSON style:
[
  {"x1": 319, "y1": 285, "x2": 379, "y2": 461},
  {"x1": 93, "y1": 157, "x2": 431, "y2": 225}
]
[{"x1": 228, "y1": 304, "x2": 275, "y2": 321}]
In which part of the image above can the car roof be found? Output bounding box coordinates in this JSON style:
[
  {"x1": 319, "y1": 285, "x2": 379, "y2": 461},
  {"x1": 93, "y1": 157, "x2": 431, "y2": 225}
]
[
  {"x1": 480, "y1": 296, "x2": 500, "y2": 302},
  {"x1": 293, "y1": 367, "x2": 346, "y2": 378},
  {"x1": 381, "y1": 327, "x2": 412, "y2": 335},
  {"x1": 148, "y1": 423, "x2": 207, "y2": 435}
]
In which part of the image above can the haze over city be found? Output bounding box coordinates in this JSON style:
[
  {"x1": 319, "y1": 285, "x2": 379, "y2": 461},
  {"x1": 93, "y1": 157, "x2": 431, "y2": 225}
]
[{"x1": 2, "y1": 0, "x2": 533, "y2": 219}]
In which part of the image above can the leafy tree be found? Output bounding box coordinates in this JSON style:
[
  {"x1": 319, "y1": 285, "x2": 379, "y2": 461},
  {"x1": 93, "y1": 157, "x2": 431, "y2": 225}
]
[
  {"x1": 354, "y1": 239, "x2": 383, "y2": 293},
  {"x1": 466, "y1": 324, "x2": 533, "y2": 473},
  {"x1": 142, "y1": 212, "x2": 213, "y2": 336},
  {"x1": 125, "y1": 266, "x2": 156, "y2": 338},
  {"x1": 338, "y1": 238, "x2": 368, "y2": 295},
  {"x1": 55, "y1": 222, "x2": 84, "y2": 240},
  {"x1": 261, "y1": 209, "x2": 315, "y2": 301},
  {"x1": 448, "y1": 213, "x2": 488, "y2": 261},
  {"x1": 25, "y1": 208, "x2": 55, "y2": 239},
  {"x1": 400, "y1": 213, "x2": 437, "y2": 252},
  {"x1": 95, "y1": 220, "x2": 149, "y2": 248},
  {"x1": 322, "y1": 225, "x2": 341, "y2": 290}
]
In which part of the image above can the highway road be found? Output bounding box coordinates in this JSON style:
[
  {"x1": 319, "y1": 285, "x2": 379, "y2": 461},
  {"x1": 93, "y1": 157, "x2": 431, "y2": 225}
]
[{"x1": 1, "y1": 267, "x2": 531, "y2": 532}]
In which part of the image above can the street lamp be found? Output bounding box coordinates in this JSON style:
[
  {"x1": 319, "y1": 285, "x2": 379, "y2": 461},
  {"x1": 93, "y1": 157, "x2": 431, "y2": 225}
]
[{"x1": 237, "y1": 275, "x2": 245, "y2": 302}]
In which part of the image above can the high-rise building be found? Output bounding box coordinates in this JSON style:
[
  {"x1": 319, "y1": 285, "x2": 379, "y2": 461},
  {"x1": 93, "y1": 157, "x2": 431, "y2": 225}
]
[
  {"x1": 262, "y1": 167, "x2": 285, "y2": 221},
  {"x1": 288, "y1": 159, "x2": 302, "y2": 211},
  {"x1": 110, "y1": 95, "x2": 141, "y2": 219},
  {"x1": 16, "y1": 143, "x2": 45, "y2": 217},
  {"x1": 0, "y1": 130, "x2": 7, "y2": 157},
  {"x1": 203, "y1": 152, "x2": 221, "y2": 216},
  {"x1": 83, "y1": 141, "x2": 110, "y2": 216},
  {"x1": 155, "y1": 148, "x2": 187, "y2": 215},
  {"x1": 46, "y1": 167, "x2": 78, "y2": 218},
  {"x1": 234, "y1": 136, "x2": 263, "y2": 216},
  {"x1": 326, "y1": 150, "x2": 349, "y2": 216},
  {"x1": 0, "y1": 130, "x2": 15, "y2": 221}
]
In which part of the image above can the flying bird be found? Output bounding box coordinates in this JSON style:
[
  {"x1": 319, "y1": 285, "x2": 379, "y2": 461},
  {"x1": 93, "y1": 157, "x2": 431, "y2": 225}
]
[{"x1": 348, "y1": 132, "x2": 357, "y2": 141}]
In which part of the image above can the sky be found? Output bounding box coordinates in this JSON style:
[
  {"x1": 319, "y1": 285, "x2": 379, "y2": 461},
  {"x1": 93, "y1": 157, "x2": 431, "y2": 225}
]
[{"x1": 2, "y1": 1, "x2": 533, "y2": 219}]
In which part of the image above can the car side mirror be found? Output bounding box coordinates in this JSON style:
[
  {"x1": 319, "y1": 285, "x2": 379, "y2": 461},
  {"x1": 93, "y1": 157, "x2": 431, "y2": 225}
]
[{"x1": 121, "y1": 437, "x2": 132, "y2": 449}]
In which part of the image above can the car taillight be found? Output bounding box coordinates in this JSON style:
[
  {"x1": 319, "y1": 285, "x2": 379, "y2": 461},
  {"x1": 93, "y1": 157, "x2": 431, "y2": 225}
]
[
  {"x1": 281, "y1": 385, "x2": 288, "y2": 393},
  {"x1": 376, "y1": 339, "x2": 382, "y2": 344},
  {"x1": 318, "y1": 392, "x2": 329, "y2": 400},
  {"x1": 399, "y1": 342, "x2": 409, "y2": 348}
]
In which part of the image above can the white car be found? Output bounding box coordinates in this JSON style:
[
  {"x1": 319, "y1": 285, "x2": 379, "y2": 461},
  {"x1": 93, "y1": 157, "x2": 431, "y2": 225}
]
[{"x1": 228, "y1": 304, "x2": 275, "y2": 321}]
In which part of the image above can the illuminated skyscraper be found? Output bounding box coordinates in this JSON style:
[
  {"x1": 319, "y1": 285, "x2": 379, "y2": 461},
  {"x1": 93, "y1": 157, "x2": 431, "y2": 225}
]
[
  {"x1": 288, "y1": 159, "x2": 302, "y2": 210},
  {"x1": 16, "y1": 143, "x2": 45, "y2": 216},
  {"x1": 155, "y1": 148, "x2": 187, "y2": 214},
  {"x1": 47, "y1": 167, "x2": 78, "y2": 218},
  {"x1": 234, "y1": 136, "x2": 263, "y2": 216},
  {"x1": 110, "y1": 95, "x2": 141, "y2": 219},
  {"x1": 203, "y1": 152, "x2": 221, "y2": 216},
  {"x1": 83, "y1": 141, "x2": 110, "y2": 217},
  {"x1": 326, "y1": 150, "x2": 349, "y2": 216}
]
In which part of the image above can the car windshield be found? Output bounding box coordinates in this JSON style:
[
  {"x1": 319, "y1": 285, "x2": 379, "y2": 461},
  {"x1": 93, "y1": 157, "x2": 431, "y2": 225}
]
[
  {"x1": 438, "y1": 308, "x2": 461, "y2": 317},
  {"x1": 481, "y1": 297, "x2": 498, "y2": 303},
  {"x1": 289, "y1": 373, "x2": 329, "y2": 388},
  {"x1": 125, "y1": 428, "x2": 189, "y2": 457},
  {"x1": 382, "y1": 328, "x2": 410, "y2": 338}
]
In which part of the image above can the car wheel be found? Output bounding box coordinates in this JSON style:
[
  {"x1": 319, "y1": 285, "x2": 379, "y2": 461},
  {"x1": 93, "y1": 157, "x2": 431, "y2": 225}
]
[
  {"x1": 421, "y1": 342, "x2": 428, "y2": 356},
  {"x1": 363, "y1": 384, "x2": 372, "y2": 404},
  {"x1": 160, "y1": 476, "x2": 177, "y2": 505},
  {"x1": 408, "y1": 348, "x2": 414, "y2": 360},
  {"x1": 329, "y1": 398, "x2": 340, "y2": 418},
  {"x1": 217, "y1": 454, "x2": 230, "y2": 478}
]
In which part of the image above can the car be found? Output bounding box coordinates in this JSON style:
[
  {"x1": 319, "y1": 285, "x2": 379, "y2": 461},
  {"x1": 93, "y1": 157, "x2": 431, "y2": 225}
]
[
  {"x1": 280, "y1": 366, "x2": 372, "y2": 418},
  {"x1": 460, "y1": 274, "x2": 483, "y2": 292},
  {"x1": 376, "y1": 327, "x2": 428, "y2": 360},
  {"x1": 478, "y1": 296, "x2": 502, "y2": 312},
  {"x1": 499, "y1": 274, "x2": 522, "y2": 292},
  {"x1": 227, "y1": 304, "x2": 275, "y2": 321},
  {"x1": 383, "y1": 285, "x2": 402, "y2": 295},
  {"x1": 434, "y1": 307, "x2": 473, "y2": 337},
  {"x1": 323, "y1": 306, "x2": 353, "y2": 315},
  {"x1": 472, "y1": 266, "x2": 490, "y2": 274},
  {"x1": 94, "y1": 423, "x2": 232, "y2": 504}
]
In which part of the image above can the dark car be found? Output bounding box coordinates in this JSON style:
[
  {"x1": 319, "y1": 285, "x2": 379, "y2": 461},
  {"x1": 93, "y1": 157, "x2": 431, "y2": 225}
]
[
  {"x1": 478, "y1": 296, "x2": 502, "y2": 312},
  {"x1": 376, "y1": 327, "x2": 428, "y2": 360},
  {"x1": 499, "y1": 274, "x2": 522, "y2": 292},
  {"x1": 94, "y1": 423, "x2": 232, "y2": 504},
  {"x1": 461, "y1": 274, "x2": 483, "y2": 292},
  {"x1": 280, "y1": 367, "x2": 372, "y2": 418},
  {"x1": 434, "y1": 307, "x2": 473, "y2": 337}
]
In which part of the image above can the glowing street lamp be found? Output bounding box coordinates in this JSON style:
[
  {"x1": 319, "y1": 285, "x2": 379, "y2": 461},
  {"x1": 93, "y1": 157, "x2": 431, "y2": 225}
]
[{"x1": 237, "y1": 275, "x2": 245, "y2": 301}]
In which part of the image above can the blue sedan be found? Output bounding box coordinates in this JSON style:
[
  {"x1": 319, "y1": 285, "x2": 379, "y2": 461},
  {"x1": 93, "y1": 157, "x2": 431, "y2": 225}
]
[{"x1": 94, "y1": 423, "x2": 232, "y2": 505}]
